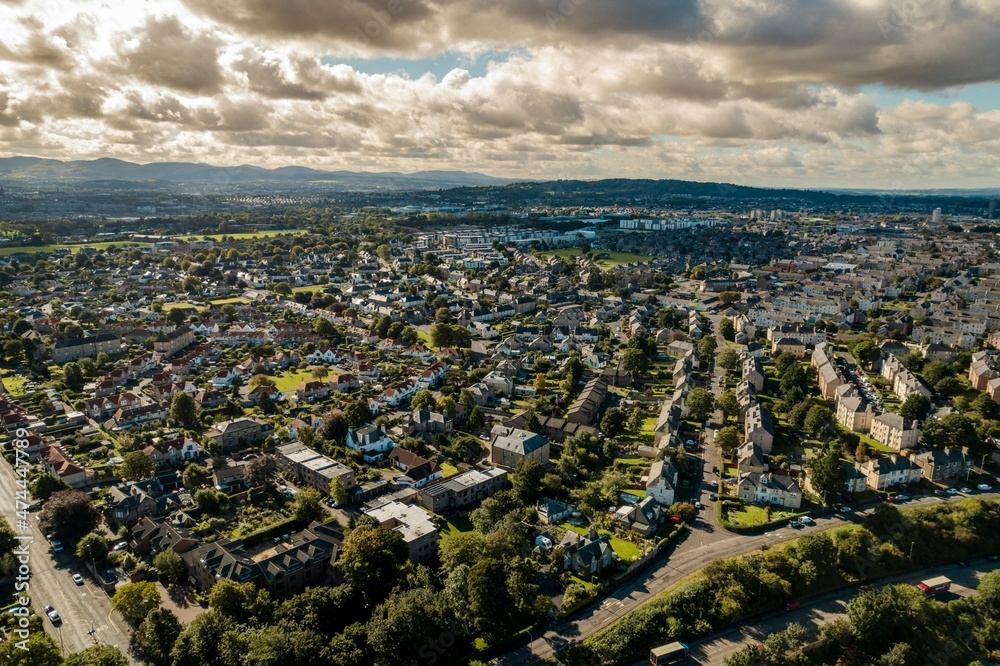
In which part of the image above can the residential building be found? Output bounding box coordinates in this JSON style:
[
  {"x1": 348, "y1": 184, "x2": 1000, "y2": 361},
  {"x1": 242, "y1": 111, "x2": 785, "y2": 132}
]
[
  {"x1": 736, "y1": 472, "x2": 802, "y2": 508},
  {"x1": 870, "y1": 413, "x2": 919, "y2": 451},
  {"x1": 645, "y1": 459, "x2": 678, "y2": 506},
  {"x1": 52, "y1": 332, "x2": 122, "y2": 364},
  {"x1": 275, "y1": 442, "x2": 357, "y2": 495},
  {"x1": 858, "y1": 455, "x2": 922, "y2": 490},
  {"x1": 345, "y1": 424, "x2": 396, "y2": 463},
  {"x1": 419, "y1": 467, "x2": 508, "y2": 513},
  {"x1": 363, "y1": 500, "x2": 439, "y2": 563},
  {"x1": 490, "y1": 425, "x2": 551, "y2": 468},
  {"x1": 913, "y1": 447, "x2": 973, "y2": 483},
  {"x1": 204, "y1": 418, "x2": 272, "y2": 452}
]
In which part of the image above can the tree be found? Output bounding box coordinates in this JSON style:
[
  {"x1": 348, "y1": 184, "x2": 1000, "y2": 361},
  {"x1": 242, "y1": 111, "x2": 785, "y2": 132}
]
[
  {"x1": 469, "y1": 490, "x2": 523, "y2": 534},
  {"x1": 344, "y1": 401, "x2": 373, "y2": 428},
  {"x1": 63, "y1": 361, "x2": 84, "y2": 387},
  {"x1": 181, "y1": 275, "x2": 200, "y2": 293},
  {"x1": 182, "y1": 462, "x2": 211, "y2": 490},
  {"x1": 719, "y1": 291, "x2": 741, "y2": 306},
  {"x1": 852, "y1": 340, "x2": 880, "y2": 368},
  {"x1": 193, "y1": 488, "x2": 226, "y2": 515},
  {"x1": 208, "y1": 579, "x2": 275, "y2": 626},
  {"x1": 524, "y1": 411, "x2": 541, "y2": 433},
  {"x1": 780, "y1": 363, "x2": 808, "y2": 395},
  {"x1": 435, "y1": 306, "x2": 453, "y2": 323},
  {"x1": 687, "y1": 387, "x2": 715, "y2": 424},
  {"x1": 600, "y1": 407, "x2": 627, "y2": 438},
  {"x1": 31, "y1": 473, "x2": 69, "y2": 501},
  {"x1": 468, "y1": 405, "x2": 486, "y2": 429},
  {"x1": 320, "y1": 410, "x2": 349, "y2": 444},
  {"x1": 330, "y1": 477, "x2": 348, "y2": 507},
  {"x1": 153, "y1": 550, "x2": 187, "y2": 584},
  {"x1": 169, "y1": 391, "x2": 197, "y2": 428},
  {"x1": 922, "y1": 360, "x2": 953, "y2": 387},
  {"x1": 511, "y1": 458, "x2": 546, "y2": 504},
  {"x1": 368, "y1": 586, "x2": 465, "y2": 666},
  {"x1": 716, "y1": 426, "x2": 740, "y2": 456},
  {"x1": 437, "y1": 395, "x2": 457, "y2": 418},
  {"x1": 132, "y1": 606, "x2": 183, "y2": 666},
  {"x1": 112, "y1": 581, "x2": 162, "y2": 626},
  {"x1": 564, "y1": 355, "x2": 584, "y2": 384},
  {"x1": 934, "y1": 376, "x2": 961, "y2": 396},
  {"x1": 773, "y1": 351, "x2": 798, "y2": 375},
  {"x1": 922, "y1": 412, "x2": 977, "y2": 449},
  {"x1": 310, "y1": 366, "x2": 329, "y2": 382},
  {"x1": 38, "y1": 489, "x2": 101, "y2": 543},
  {"x1": 75, "y1": 532, "x2": 109, "y2": 563},
  {"x1": 118, "y1": 450, "x2": 155, "y2": 481},
  {"x1": 622, "y1": 347, "x2": 650, "y2": 377},
  {"x1": 719, "y1": 317, "x2": 736, "y2": 341},
  {"x1": 167, "y1": 307, "x2": 188, "y2": 326},
  {"x1": 533, "y1": 373, "x2": 547, "y2": 393},
  {"x1": 699, "y1": 335, "x2": 718, "y2": 359},
  {"x1": 717, "y1": 346, "x2": 740, "y2": 370},
  {"x1": 972, "y1": 392, "x2": 1000, "y2": 421},
  {"x1": 0, "y1": 629, "x2": 61, "y2": 665},
  {"x1": 810, "y1": 448, "x2": 846, "y2": 504},
  {"x1": 290, "y1": 487, "x2": 325, "y2": 524},
  {"x1": 978, "y1": 570, "x2": 1000, "y2": 610},
  {"x1": 337, "y1": 522, "x2": 407, "y2": 605},
  {"x1": 64, "y1": 645, "x2": 129, "y2": 666},
  {"x1": 899, "y1": 393, "x2": 931, "y2": 421},
  {"x1": 411, "y1": 389, "x2": 436, "y2": 411},
  {"x1": 804, "y1": 404, "x2": 836, "y2": 439},
  {"x1": 243, "y1": 453, "x2": 277, "y2": 488}
]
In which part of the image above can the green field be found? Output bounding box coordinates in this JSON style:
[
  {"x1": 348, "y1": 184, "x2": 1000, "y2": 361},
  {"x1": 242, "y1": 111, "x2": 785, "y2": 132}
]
[
  {"x1": 414, "y1": 329, "x2": 439, "y2": 350},
  {"x1": 292, "y1": 285, "x2": 327, "y2": 294},
  {"x1": 440, "y1": 461, "x2": 460, "y2": 478},
  {"x1": 442, "y1": 515, "x2": 474, "y2": 538},
  {"x1": 0, "y1": 241, "x2": 152, "y2": 257},
  {"x1": 208, "y1": 297, "x2": 250, "y2": 306},
  {"x1": 273, "y1": 368, "x2": 321, "y2": 393},
  {"x1": 161, "y1": 302, "x2": 205, "y2": 313},
  {"x1": 541, "y1": 248, "x2": 654, "y2": 268},
  {"x1": 0, "y1": 374, "x2": 27, "y2": 396},
  {"x1": 179, "y1": 229, "x2": 310, "y2": 241}
]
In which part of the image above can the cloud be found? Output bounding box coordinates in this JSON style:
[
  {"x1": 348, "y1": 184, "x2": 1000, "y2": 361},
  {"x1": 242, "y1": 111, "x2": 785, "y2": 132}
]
[{"x1": 111, "y1": 15, "x2": 225, "y2": 94}]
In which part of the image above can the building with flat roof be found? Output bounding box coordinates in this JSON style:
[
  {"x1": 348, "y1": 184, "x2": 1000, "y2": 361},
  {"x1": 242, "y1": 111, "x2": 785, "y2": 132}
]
[
  {"x1": 363, "y1": 500, "x2": 439, "y2": 563},
  {"x1": 419, "y1": 467, "x2": 507, "y2": 513},
  {"x1": 275, "y1": 442, "x2": 357, "y2": 495}
]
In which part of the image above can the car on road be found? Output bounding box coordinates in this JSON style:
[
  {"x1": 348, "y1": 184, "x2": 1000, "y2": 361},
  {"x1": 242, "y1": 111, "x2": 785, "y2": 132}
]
[
  {"x1": 104, "y1": 569, "x2": 118, "y2": 583},
  {"x1": 961, "y1": 487, "x2": 974, "y2": 493},
  {"x1": 800, "y1": 517, "x2": 815, "y2": 526},
  {"x1": 710, "y1": 480, "x2": 718, "y2": 488},
  {"x1": 978, "y1": 484, "x2": 993, "y2": 491},
  {"x1": 44, "y1": 605, "x2": 61, "y2": 624},
  {"x1": 946, "y1": 488, "x2": 959, "y2": 496},
  {"x1": 694, "y1": 501, "x2": 703, "y2": 509},
  {"x1": 839, "y1": 506, "x2": 851, "y2": 513},
  {"x1": 790, "y1": 521, "x2": 804, "y2": 529},
  {"x1": 46, "y1": 534, "x2": 63, "y2": 552},
  {"x1": 784, "y1": 600, "x2": 800, "y2": 611},
  {"x1": 709, "y1": 493, "x2": 717, "y2": 501},
  {"x1": 896, "y1": 494, "x2": 909, "y2": 501},
  {"x1": 112, "y1": 541, "x2": 129, "y2": 551},
  {"x1": 72, "y1": 573, "x2": 84, "y2": 586}
]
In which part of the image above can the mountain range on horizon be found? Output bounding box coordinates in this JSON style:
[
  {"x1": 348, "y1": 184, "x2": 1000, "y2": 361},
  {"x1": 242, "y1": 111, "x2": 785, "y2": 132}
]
[{"x1": 0, "y1": 156, "x2": 514, "y2": 190}]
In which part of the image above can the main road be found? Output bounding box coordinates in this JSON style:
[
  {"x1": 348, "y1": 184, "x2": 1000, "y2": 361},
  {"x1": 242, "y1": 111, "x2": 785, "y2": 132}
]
[{"x1": 0, "y1": 456, "x2": 133, "y2": 660}]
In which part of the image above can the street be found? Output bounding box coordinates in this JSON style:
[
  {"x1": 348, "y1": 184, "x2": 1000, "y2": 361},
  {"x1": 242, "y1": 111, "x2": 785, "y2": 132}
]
[{"x1": 0, "y1": 457, "x2": 133, "y2": 661}]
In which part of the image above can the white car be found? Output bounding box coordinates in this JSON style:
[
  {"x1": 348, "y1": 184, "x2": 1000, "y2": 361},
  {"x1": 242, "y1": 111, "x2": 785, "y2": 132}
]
[
  {"x1": 72, "y1": 574, "x2": 84, "y2": 586},
  {"x1": 978, "y1": 484, "x2": 993, "y2": 491},
  {"x1": 946, "y1": 488, "x2": 958, "y2": 496},
  {"x1": 800, "y1": 517, "x2": 815, "y2": 526},
  {"x1": 44, "y1": 605, "x2": 61, "y2": 624},
  {"x1": 961, "y1": 487, "x2": 973, "y2": 493}
]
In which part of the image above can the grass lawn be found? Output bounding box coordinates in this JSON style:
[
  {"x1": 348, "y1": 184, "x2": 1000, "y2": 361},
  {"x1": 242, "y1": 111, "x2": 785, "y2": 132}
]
[
  {"x1": 414, "y1": 329, "x2": 439, "y2": 350},
  {"x1": 564, "y1": 524, "x2": 643, "y2": 560},
  {"x1": 0, "y1": 374, "x2": 27, "y2": 396},
  {"x1": 0, "y1": 241, "x2": 152, "y2": 256},
  {"x1": 273, "y1": 368, "x2": 325, "y2": 392},
  {"x1": 622, "y1": 488, "x2": 646, "y2": 500},
  {"x1": 292, "y1": 285, "x2": 327, "y2": 293},
  {"x1": 209, "y1": 297, "x2": 250, "y2": 306},
  {"x1": 541, "y1": 247, "x2": 654, "y2": 268},
  {"x1": 727, "y1": 504, "x2": 804, "y2": 528},
  {"x1": 179, "y1": 229, "x2": 310, "y2": 241},
  {"x1": 440, "y1": 461, "x2": 460, "y2": 478},
  {"x1": 161, "y1": 301, "x2": 205, "y2": 312},
  {"x1": 442, "y1": 514, "x2": 474, "y2": 537}
]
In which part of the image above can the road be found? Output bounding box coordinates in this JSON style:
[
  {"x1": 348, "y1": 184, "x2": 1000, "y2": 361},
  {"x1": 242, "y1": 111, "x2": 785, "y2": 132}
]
[
  {"x1": 0, "y1": 457, "x2": 133, "y2": 660},
  {"x1": 686, "y1": 560, "x2": 999, "y2": 665}
]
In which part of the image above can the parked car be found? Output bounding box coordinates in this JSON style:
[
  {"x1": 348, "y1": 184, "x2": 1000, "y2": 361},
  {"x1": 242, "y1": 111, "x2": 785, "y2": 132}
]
[
  {"x1": 694, "y1": 501, "x2": 703, "y2": 509},
  {"x1": 800, "y1": 516, "x2": 815, "y2": 526},
  {"x1": 46, "y1": 535, "x2": 63, "y2": 553},
  {"x1": 784, "y1": 600, "x2": 800, "y2": 611},
  {"x1": 961, "y1": 487, "x2": 974, "y2": 493},
  {"x1": 709, "y1": 493, "x2": 717, "y2": 501},
  {"x1": 839, "y1": 506, "x2": 851, "y2": 513},
  {"x1": 946, "y1": 488, "x2": 959, "y2": 496},
  {"x1": 711, "y1": 480, "x2": 719, "y2": 488},
  {"x1": 896, "y1": 494, "x2": 910, "y2": 501},
  {"x1": 72, "y1": 574, "x2": 84, "y2": 586},
  {"x1": 112, "y1": 541, "x2": 129, "y2": 551},
  {"x1": 978, "y1": 484, "x2": 993, "y2": 491}
]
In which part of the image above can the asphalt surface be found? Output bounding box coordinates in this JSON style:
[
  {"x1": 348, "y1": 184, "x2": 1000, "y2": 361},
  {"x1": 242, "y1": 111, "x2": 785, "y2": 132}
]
[{"x1": 0, "y1": 456, "x2": 133, "y2": 660}]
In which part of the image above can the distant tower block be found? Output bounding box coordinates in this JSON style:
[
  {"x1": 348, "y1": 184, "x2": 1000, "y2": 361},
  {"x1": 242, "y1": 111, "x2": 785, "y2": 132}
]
[{"x1": 931, "y1": 208, "x2": 942, "y2": 224}]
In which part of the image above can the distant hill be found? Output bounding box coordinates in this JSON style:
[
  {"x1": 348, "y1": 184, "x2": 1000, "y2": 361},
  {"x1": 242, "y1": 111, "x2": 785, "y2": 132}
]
[{"x1": 0, "y1": 156, "x2": 511, "y2": 190}]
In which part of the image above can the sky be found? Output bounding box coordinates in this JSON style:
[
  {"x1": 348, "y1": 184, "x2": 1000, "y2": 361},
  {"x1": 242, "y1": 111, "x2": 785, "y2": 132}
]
[{"x1": 0, "y1": 0, "x2": 999, "y2": 188}]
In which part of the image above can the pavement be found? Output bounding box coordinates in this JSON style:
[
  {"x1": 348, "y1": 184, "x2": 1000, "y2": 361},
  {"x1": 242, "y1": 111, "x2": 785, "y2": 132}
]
[{"x1": 0, "y1": 456, "x2": 134, "y2": 661}]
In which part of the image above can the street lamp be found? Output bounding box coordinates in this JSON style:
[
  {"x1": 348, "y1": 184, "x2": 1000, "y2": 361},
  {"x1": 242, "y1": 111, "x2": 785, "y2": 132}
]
[{"x1": 909, "y1": 541, "x2": 915, "y2": 561}]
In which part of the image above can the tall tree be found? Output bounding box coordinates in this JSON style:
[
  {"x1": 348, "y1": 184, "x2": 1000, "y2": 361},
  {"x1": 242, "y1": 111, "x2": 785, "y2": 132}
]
[
  {"x1": 169, "y1": 391, "x2": 198, "y2": 428},
  {"x1": 243, "y1": 454, "x2": 277, "y2": 488},
  {"x1": 809, "y1": 449, "x2": 846, "y2": 505},
  {"x1": 687, "y1": 387, "x2": 715, "y2": 424},
  {"x1": 337, "y1": 522, "x2": 407, "y2": 605},
  {"x1": 38, "y1": 489, "x2": 101, "y2": 543},
  {"x1": 899, "y1": 393, "x2": 931, "y2": 421},
  {"x1": 133, "y1": 607, "x2": 183, "y2": 666},
  {"x1": 64, "y1": 645, "x2": 129, "y2": 666},
  {"x1": 118, "y1": 450, "x2": 155, "y2": 481},
  {"x1": 153, "y1": 550, "x2": 187, "y2": 584},
  {"x1": 851, "y1": 340, "x2": 880, "y2": 368},
  {"x1": 112, "y1": 581, "x2": 162, "y2": 626}
]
